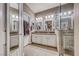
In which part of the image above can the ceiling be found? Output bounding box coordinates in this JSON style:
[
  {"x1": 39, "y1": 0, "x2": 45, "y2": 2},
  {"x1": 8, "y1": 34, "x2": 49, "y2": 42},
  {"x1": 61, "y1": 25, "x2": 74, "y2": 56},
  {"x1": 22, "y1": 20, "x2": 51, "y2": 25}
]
[{"x1": 26, "y1": 3, "x2": 66, "y2": 13}]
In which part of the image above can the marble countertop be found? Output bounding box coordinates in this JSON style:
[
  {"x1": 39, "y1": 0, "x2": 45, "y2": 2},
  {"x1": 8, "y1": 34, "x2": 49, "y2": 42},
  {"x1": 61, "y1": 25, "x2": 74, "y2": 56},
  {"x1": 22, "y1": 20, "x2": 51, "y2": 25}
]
[{"x1": 31, "y1": 31, "x2": 56, "y2": 35}]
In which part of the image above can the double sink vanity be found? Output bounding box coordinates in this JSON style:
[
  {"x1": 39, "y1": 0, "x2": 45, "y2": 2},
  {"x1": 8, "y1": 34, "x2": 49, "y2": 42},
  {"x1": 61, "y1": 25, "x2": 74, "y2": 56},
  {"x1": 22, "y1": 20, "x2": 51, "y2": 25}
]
[
  {"x1": 31, "y1": 30, "x2": 74, "y2": 55},
  {"x1": 31, "y1": 31, "x2": 57, "y2": 48}
]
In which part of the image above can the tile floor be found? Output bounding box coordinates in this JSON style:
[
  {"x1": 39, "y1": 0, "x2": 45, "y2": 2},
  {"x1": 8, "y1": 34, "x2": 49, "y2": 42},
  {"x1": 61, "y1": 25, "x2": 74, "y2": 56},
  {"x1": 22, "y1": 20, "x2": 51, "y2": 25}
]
[{"x1": 24, "y1": 44, "x2": 59, "y2": 56}]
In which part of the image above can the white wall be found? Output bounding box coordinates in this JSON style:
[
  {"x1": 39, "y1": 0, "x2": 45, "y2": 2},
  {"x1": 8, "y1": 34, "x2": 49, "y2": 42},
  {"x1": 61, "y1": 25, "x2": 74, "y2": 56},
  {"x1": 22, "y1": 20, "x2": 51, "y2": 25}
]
[
  {"x1": 0, "y1": 3, "x2": 5, "y2": 56},
  {"x1": 74, "y1": 3, "x2": 79, "y2": 56}
]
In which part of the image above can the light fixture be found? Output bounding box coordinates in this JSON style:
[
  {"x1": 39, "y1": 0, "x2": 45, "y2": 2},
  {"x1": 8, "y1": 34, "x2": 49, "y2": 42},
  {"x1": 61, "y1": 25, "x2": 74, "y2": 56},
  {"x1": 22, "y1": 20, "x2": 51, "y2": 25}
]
[
  {"x1": 12, "y1": 15, "x2": 15, "y2": 18},
  {"x1": 64, "y1": 12, "x2": 67, "y2": 15},
  {"x1": 68, "y1": 11, "x2": 72, "y2": 15},
  {"x1": 16, "y1": 16, "x2": 18, "y2": 18},
  {"x1": 38, "y1": 17, "x2": 40, "y2": 20},
  {"x1": 48, "y1": 15, "x2": 50, "y2": 18},
  {"x1": 51, "y1": 15, "x2": 54, "y2": 18},
  {"x1": 45, "y1": 16, "x2": 47, "y2": 19},
  {"x1": 36, "y1": 18, "x2": 38, "y2": 20}
]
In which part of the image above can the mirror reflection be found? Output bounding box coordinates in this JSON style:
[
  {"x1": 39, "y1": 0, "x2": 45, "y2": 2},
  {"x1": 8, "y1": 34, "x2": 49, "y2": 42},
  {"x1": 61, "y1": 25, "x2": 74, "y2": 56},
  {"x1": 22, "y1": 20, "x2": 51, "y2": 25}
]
[{"x1": 9, "y1": 4, "x2": 19, "y2": 52}]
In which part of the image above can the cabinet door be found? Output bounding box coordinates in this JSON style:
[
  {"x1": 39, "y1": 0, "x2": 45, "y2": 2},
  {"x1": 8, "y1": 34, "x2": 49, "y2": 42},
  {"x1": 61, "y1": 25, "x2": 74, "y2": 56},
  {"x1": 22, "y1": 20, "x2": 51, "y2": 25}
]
[
  {"x1": 36, "y1": 35, "x2": 42, "y2": 44},
  {"x1": 47, "y1": 35, "x2": 52, "y2": 46},
  {"x1": 42, "y1": 35, "x2": 48, "y2": 45},
  {"x1": 47, "y1": 35, "x2": 57, "y2": 47},
  {"x1": 63, "y1": 35, "x2": 74, "y2": 50},
  {"x1": 32, "y1": 34, "x2": 37, "y2": 43}
]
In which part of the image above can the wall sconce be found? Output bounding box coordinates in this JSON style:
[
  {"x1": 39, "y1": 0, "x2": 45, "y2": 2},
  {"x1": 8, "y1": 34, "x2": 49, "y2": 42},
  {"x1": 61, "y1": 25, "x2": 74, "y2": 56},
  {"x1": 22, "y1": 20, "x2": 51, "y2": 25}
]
[
  {"x1": 68, "y1": 11, "x2": 72, "y2": 15},
  {"x1": 51, "y1": 15, "x2": 54, "y2": 18},
  {"x1": 16, "y1": 16, "x2": 18, "y2": 19},
  {"x1": 45, "y1": 16, "x2": 47, "y2": 19},
  {"x1": 48, "y1": 15, "x2": 51, "y2": 18}
]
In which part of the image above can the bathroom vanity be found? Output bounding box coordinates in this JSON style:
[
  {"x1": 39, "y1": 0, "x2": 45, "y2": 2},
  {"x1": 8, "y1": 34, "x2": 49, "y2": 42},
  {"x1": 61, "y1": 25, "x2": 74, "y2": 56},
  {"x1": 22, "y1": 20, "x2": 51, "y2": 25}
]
[{"x1": 31, "y1": 31, "x2": 57, "y2": 47}]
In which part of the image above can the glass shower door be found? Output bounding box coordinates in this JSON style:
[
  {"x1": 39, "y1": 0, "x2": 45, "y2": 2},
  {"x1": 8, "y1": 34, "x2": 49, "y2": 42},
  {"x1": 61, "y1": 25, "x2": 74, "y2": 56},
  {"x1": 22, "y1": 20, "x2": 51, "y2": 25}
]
[
  {"x1": 55, "y1": 3, "x2": 74, "y2": 56},
  {"x1": 6, "y1": 3, "x2": 23, "y2": 56},
  {"x1": 60, "y1": 3, "x2": 74, "y2": 56}
]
